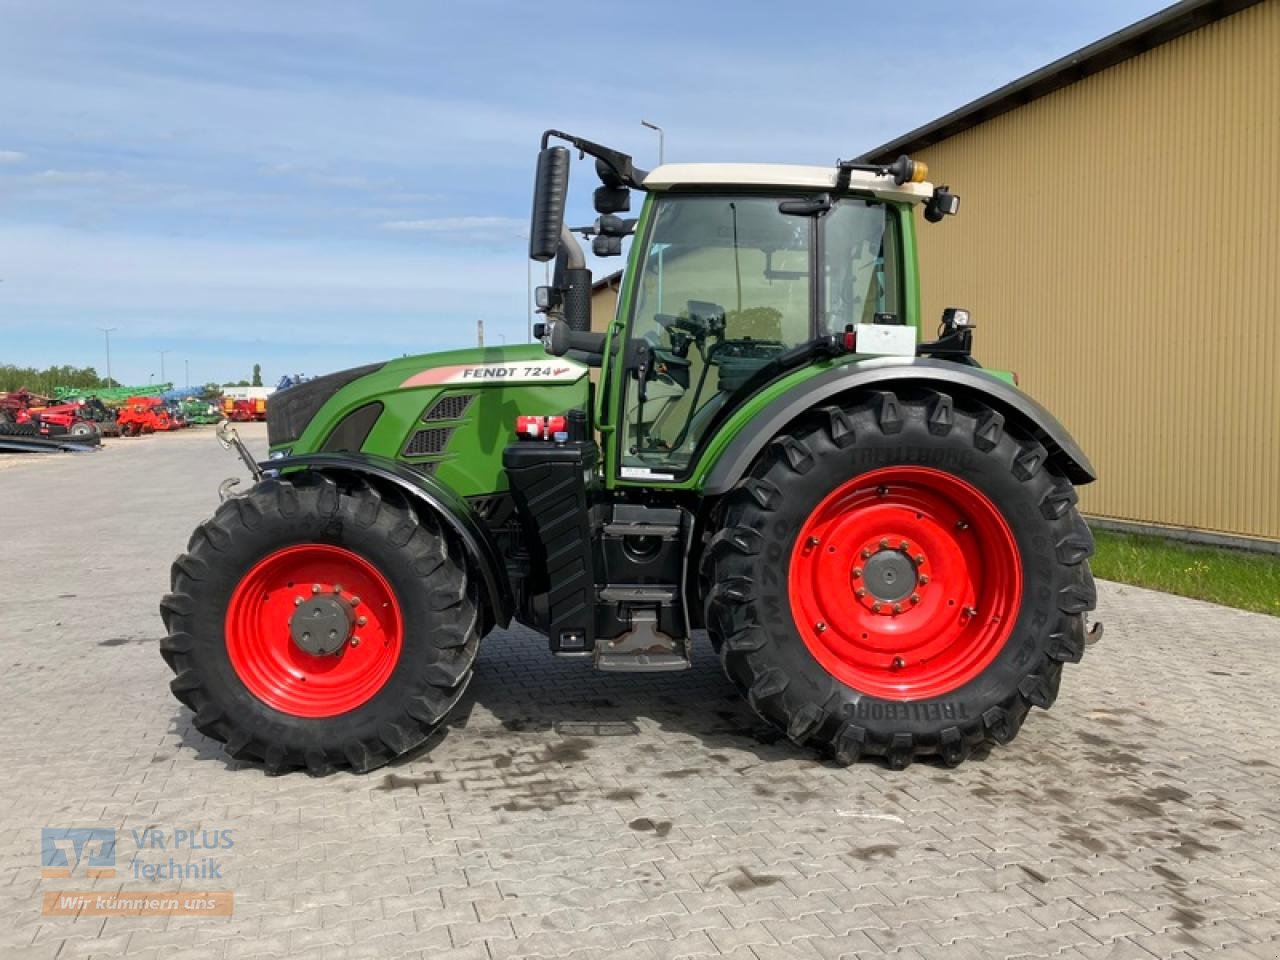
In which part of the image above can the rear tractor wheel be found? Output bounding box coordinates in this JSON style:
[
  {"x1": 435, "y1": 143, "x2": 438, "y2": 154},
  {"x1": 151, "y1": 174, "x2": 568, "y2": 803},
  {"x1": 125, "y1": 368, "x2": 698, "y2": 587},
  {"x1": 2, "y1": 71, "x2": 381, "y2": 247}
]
[
  {"x1": 703, "y1": 389, "x2": 1098, "y2": 769},
  {"x1": 159, "y1": 473, "x2": 481, "y2": 774}
]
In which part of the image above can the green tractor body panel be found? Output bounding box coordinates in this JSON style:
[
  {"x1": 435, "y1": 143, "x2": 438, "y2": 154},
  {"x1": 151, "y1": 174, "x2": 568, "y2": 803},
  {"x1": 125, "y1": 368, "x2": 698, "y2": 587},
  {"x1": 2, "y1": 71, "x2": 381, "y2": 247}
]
[{"x1": 270, "y1": 345, "x2": 590, "y2": 498}]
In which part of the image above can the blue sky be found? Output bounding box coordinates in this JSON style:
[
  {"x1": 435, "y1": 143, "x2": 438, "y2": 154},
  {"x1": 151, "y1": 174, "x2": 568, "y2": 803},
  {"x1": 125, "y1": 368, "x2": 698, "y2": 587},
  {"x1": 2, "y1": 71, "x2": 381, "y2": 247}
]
[{"x1": 0, "y1": 0, "x2": 1168, "y2": 387}]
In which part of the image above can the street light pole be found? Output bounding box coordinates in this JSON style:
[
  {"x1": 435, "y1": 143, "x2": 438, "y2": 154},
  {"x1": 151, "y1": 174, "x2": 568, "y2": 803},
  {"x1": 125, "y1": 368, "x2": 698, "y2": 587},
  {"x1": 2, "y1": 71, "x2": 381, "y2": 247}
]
[
  {"x1": 641, "y1": 119, "x2": 665, "y2": 165},
  {"x1": 97, "y1": 327, "x2": 117, "y2": 386},
  {"x1": 160, "y1": 350, "x2": 171, "y2": 384}
]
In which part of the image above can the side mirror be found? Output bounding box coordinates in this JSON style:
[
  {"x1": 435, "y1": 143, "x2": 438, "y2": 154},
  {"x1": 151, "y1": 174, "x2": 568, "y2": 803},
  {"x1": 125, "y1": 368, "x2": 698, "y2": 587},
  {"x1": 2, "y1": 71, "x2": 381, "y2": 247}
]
[
  {"x1": 529, "y1": 146, "x2": 570, "y2": 261},
  {"x1": 924, "y1": 186, "x2": 960, "y2": 223}
]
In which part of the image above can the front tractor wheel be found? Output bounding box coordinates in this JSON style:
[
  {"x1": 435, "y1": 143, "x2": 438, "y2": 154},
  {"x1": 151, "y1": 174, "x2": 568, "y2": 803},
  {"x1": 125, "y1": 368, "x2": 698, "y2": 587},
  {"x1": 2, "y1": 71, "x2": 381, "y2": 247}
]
[
  {"x1": 160, "y1": 473, "x2": 481, "y2": 775},
  {"x1": 703, "y1": 389, "x2": 1098, "y2": 769}
]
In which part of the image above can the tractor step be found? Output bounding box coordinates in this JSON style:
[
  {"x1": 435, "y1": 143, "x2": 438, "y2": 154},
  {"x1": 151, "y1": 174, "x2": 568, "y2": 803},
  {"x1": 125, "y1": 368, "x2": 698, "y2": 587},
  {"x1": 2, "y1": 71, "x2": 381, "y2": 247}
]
[{"x1": 594, "y1": 609, "x2": 691, "y2": 672}]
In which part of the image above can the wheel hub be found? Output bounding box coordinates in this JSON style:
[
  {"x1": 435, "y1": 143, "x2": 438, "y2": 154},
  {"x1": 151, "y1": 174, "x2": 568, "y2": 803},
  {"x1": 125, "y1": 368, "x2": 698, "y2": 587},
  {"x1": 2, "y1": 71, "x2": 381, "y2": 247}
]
[
  {"x1": 289, "y1": 594, "x2": 354, "y2": 656},
  {"x1": 860, "y1": 548, "x2": 917, "y2": 603}
]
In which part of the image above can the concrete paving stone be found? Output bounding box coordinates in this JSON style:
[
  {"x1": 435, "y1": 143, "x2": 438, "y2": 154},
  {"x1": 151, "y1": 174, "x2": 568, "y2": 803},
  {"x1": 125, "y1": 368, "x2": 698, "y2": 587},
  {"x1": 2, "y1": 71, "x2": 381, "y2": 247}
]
[
  {"x1": 748, "y1": 941, "x2": 827, "y2": 960},
  {"x1": 3, "y1": 425, "x2": 1279, "y2": 960}
]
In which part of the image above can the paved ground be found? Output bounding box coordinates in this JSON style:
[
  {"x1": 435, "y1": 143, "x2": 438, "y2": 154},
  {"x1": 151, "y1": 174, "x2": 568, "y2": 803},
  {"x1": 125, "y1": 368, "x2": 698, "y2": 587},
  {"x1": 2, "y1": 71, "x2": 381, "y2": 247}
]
[{"x1": 1, "y1": 424, "x2": 1278, "y2": 960}]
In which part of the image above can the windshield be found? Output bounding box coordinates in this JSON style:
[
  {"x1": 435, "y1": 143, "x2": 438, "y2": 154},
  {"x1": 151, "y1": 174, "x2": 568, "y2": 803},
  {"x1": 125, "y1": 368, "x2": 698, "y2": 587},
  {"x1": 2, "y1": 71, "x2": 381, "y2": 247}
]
[{"x1": 620, "y1": 194, "x2": 899, "y2": 477}]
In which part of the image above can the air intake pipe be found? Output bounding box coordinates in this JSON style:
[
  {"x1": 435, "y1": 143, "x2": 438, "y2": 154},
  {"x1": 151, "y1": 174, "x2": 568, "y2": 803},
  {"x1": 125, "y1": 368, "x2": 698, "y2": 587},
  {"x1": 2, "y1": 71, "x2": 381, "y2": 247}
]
[{"x1": 558, "y1": 224, "x2": 592, "y2": 333}]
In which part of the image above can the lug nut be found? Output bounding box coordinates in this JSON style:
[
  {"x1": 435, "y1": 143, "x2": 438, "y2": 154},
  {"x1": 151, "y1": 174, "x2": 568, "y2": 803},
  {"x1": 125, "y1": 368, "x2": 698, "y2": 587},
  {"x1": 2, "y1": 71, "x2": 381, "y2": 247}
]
[
  {"x1": 919, "y1": 575, "x2": 930, "y2": 585},
  {"x1": 350, "y1": 636, "x2": 360, "y2": 647},
  {"x1": 899, "y1": 541, "x2": 910, "y2": 553},
  {"x1": 861, "y1": 548, "x2": 872, "y2": 560},
  {"x1": 357, "y1": 615, "x2": 368, "y2": 626},
  {"x1": 852, "y1": 567, "x2": 863, "y2": 578},
  {"x1": 294, "y1": 596, "x2": 303, "y2": 606},
  {"x1": 334, "y1": 583, "x2": 343, "y2": 594},
  {"x1": 349, "y1": 596, "x2": 361, "y2": 607},
  {"x1": 915, "y1": 554, "x2": 926, "y2": 565},
  {"x1": 892, "y1": 603, "x2": 902, "y2": 614},
  {"x1": 807, "y1": 536, "x2": 820, "y2": 548},
  {"x1": 963, "y1": 606, "x2": 978, "y2": 618},
  {"x1": 855, "y1": 588, "x2": 867, "y2": 598},
  {"x1": 311, "y1": 584, "x2": 321, "y2": 594},
  {"x1": 871, "y1": 602, "x2": 882, "y2": 613},
  {"x1": 910, "y1": 593, "x2": 921, "y2": 604},
  {"x1": 876, "y1": 485, "x2": 888, "y2": 496},
  {"x1": 879, "y1": 538, "x2": 889, "y2": 549},
  {"x1": 892, "y1": 656, "x2": 906, "y2": 670},
  {"x1": 956, "y1": 520, "x2": 969, "y2": 531},
  {"x1": 815, "y1": 622, "x2": 827, "y2": 633}
]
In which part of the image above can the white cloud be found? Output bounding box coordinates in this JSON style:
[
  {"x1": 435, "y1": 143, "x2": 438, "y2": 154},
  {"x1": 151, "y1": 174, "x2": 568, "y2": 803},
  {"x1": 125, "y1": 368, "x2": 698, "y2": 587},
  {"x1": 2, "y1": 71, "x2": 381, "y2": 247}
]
[{"x1": 0, "y1": 150, "x2": 25, "y2": 164}]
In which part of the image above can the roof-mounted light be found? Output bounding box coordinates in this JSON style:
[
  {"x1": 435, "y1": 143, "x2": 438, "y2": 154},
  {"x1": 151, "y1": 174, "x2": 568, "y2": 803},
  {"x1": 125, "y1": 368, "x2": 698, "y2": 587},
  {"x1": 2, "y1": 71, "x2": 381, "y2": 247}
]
[{"x1": 834, "y1": 154, "x2": 929, "y2": 192}]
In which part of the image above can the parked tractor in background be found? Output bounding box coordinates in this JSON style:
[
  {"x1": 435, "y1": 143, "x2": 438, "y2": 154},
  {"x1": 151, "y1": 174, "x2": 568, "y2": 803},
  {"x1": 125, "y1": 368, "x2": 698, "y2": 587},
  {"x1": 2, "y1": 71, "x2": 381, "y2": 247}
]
[
  {"x1": 162, "y1": 130, "x2": 1098, "y2": 775},
  {"x1": 117, "y1": 396, "x2": 173, "y2": 436},
  {"x1": 0, "y1": 389, "x2": 101, "y2": 440},
  {"x1": 46, "y1": 395, "x2": 121, "y2": 437}
]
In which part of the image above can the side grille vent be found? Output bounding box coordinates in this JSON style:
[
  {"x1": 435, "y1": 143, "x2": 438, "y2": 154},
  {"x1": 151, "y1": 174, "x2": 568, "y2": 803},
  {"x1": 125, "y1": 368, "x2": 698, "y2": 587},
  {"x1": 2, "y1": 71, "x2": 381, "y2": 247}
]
[
  {"x1": 404, "y1": 427, "x2": 454, "y2": 456},
  {"x1": 423, "y1": 393, "x2": 474, "y2": 421}
]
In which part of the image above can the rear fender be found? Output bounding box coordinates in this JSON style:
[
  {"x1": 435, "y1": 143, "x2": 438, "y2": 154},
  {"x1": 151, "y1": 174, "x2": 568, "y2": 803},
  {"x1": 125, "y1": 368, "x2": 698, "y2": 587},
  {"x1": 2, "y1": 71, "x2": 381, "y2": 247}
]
[
  {"x1": 701, "y1": 357, "x2": 1095, "y2": 495},
  {"x1": 262, "y1": 452, "x2": 513, "y2": 627}
]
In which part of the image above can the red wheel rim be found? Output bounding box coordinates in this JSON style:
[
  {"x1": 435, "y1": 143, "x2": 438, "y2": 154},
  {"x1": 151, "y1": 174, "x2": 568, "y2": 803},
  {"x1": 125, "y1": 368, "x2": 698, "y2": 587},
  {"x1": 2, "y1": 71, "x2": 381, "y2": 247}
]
[
  {"x1": 225, "y1": 544, "x2": 403, "y2": 718},
  {"x1": 788, "y1": 466, "x2": 1022, "y2": 700}
]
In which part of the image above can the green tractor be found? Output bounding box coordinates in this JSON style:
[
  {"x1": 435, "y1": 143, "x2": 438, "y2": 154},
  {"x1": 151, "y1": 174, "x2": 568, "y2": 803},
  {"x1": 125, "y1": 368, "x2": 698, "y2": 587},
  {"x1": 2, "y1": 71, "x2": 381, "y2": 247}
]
[{"x1": 161, "y1": 130, "x2": 1098, "y2": 774}]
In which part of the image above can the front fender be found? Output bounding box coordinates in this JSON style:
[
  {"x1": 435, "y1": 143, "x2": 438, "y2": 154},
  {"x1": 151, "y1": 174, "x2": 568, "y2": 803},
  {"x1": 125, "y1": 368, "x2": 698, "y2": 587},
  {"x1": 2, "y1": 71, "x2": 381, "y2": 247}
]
[
  {"x1": 701, "y1": 357, "x2": 1095, "y2": 495},
  {"x1": 262, "y1": 451, "x2": 513, "y2": 626}
]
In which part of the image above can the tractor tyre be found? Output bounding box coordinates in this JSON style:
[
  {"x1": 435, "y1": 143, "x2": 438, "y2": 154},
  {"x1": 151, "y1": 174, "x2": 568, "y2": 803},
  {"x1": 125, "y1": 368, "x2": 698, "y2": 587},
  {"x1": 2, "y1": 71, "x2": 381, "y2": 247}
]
[
  {"x1": 702, "y1": 388, "x2": 1097, "y2": 769},
  {"x1": 70, "y1": 421, "x2": 96, "y2": 438},
  {"x1": 159, "y1": 473, "x2": 481, "y2": 775}
]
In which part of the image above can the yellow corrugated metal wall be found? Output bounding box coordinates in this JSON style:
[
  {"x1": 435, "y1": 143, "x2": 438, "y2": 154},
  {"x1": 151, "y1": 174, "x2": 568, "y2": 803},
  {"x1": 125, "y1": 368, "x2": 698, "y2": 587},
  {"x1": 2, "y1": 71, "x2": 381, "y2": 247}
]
[{"x1": 911, "y1": 0, "x2": 1280, "y2": 541}]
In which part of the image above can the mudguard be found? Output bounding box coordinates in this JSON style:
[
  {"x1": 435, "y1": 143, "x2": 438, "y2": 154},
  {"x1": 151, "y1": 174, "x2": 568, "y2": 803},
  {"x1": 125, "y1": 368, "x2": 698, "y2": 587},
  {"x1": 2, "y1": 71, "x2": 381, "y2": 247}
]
[
  {"x1": 261, "y1": 451, "x2": 513, "y2": 626},
  {"x1": 701, "y1": 357, "x2": 1095, "y2": 495}
]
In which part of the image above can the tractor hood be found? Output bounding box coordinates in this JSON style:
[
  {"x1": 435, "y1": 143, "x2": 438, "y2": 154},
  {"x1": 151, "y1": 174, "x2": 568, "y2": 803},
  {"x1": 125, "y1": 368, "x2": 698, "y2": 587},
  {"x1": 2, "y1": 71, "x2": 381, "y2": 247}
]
[{"x1": 267, "y1": 344, "x2": 592, "y2": 498}]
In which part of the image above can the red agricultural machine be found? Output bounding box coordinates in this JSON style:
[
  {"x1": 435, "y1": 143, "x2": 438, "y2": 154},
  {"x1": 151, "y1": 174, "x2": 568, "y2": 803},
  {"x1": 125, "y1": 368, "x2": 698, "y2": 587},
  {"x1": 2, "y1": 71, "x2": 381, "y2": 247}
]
[
  {"x1": 221, "y1": 395, "x2": 267, "y2": 422},
  {"x1": 116, "y1": 396, "x2": 173, "y2": 436},
  {"x1": 0, "y1": 389, "x2": 102, "y2": 439}
]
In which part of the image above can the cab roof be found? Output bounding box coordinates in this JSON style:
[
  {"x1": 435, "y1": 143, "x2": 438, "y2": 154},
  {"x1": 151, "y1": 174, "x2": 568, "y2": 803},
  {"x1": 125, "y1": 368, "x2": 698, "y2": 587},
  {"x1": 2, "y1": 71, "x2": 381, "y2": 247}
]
[{"x1": 640, "y1": 163, "x2": 934, "y2": 203}]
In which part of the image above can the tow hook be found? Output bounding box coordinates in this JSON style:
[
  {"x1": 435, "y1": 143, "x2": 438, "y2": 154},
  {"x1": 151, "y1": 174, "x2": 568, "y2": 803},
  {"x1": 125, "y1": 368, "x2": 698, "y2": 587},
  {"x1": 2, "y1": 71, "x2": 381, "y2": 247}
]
[{"x1": 216, "y1": 420, "x2": 262, "y2": 500}]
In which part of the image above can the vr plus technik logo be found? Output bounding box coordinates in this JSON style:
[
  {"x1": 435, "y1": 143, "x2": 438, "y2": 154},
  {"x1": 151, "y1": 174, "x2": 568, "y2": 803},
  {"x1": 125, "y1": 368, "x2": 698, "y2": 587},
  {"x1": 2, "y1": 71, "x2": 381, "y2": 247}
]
[{"x1": 41, "y1": 828, "x2": 116, "y2": 879}]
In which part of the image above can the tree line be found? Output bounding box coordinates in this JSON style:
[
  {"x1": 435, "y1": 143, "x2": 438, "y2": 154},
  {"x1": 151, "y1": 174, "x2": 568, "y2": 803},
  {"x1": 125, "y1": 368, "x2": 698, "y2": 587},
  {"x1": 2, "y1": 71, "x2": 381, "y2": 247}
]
[
  {"x1": 0, "y1": 364, "x2": 115, "y2": 394},
  {"x1": 1, "y1": 363, "x2": 265, "y2": 394}
]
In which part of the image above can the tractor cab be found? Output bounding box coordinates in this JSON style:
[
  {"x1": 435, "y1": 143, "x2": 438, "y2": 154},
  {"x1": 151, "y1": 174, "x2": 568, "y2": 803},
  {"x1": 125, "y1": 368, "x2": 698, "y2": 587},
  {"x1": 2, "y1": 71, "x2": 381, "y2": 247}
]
[{"x1": 527, "y1": 131, "x2": 961, "y2": 486}]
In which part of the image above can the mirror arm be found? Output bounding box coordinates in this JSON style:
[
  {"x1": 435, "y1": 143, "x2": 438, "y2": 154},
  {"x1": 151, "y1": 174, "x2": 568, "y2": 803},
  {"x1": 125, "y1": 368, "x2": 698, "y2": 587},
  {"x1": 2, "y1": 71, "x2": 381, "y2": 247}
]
[{"x1": 540, "y1": 129, "x2": 649, "y2": 188}]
